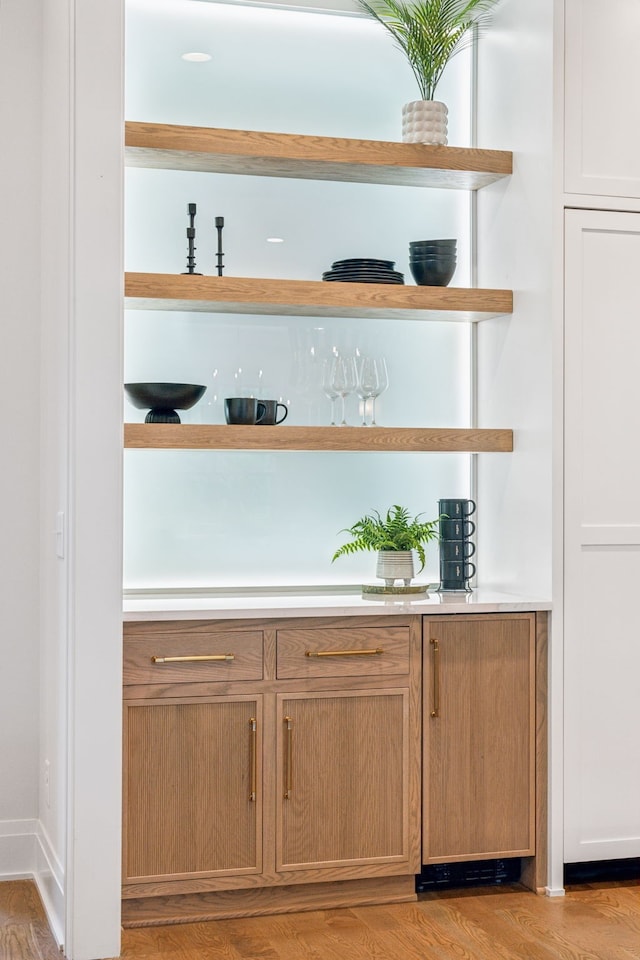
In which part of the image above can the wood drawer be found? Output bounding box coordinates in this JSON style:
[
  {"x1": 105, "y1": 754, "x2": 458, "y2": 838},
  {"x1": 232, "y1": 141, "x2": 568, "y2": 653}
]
[
  {"x1": 123, "y1": 630, "x2": 263, "y2": 684},
  {"x1": 276, "y1": 626, "x2": 410, "y2": 680}
]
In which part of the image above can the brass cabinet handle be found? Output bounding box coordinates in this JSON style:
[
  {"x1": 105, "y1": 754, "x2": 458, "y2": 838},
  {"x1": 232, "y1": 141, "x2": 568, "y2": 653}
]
[
  {"x1": 151, "y1": 654, "x2": 235, "y2": 663},
  {"x1": 284, "y1": 716, "x2": 293, "y2": 799},
  {"x1": 249, "y1": 717, "x2": 257, "y2": 803},
  {"x1": 430, "y1": 637, "x2": 440, "y2": 718},
  {"x1": 305, "y1": 647, "x2": 384, "y2": 658}
]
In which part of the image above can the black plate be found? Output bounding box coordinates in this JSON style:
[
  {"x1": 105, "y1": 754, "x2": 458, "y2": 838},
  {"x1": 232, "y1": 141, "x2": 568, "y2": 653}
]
[
  {"x1": 323, "y1": 272, "x2": 404, "y2": 281},
  {"x1": 324, "y1": 268, "x2": 404, "y2": 278},
  {"x1": 322, "y1": 275, "x2": 405, "y2": 284},
  {"x1": 331, "y1": 258, "x2": 396, "y2": 269}
]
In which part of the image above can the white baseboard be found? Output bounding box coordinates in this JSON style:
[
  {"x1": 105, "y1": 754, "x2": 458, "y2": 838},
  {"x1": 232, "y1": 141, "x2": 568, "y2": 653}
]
[
  {"x1": 0, "y1": 819, "x2": 37, "y2": 878},
  {"x1": 0, "y1": 818, "x2": 65, "y2": 949},
  {"x1": 34, "y1": 821, "x2": 65, "y2": 948},
  {"x1": 545, "y1": 886, "x2": 566, "y2": 897}
]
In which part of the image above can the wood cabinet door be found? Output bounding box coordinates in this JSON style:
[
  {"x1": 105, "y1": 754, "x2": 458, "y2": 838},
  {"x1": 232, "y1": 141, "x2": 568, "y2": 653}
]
[
  {"x1": 123, "y1": 695, "x2": 262, "y2": 884},
  {"x1": 276, "y1": 689, "x2": 417, "y2": 875},
  {"x1": 423, "y1": 615, "x2": 535, "y2": 863}
]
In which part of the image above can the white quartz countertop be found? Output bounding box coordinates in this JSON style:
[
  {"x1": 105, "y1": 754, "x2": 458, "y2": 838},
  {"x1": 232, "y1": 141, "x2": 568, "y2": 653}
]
[{"x1": 123, "y1": 587, "x2": 552, "y2": 621}]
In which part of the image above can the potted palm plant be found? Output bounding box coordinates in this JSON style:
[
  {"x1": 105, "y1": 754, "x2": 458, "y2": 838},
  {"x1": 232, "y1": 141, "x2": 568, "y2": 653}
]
[
  {"x1": 355, "y1": 0, "x2": 501, "y2": 145},
  {"x1": 332, "y1": 504, "x2": 440, "y2": 586}
]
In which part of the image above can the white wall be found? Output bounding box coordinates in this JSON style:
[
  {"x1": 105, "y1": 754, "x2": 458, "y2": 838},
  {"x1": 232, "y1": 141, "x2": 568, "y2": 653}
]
[
  {"x1": 0, "y1": 0, "x2": 42, "y2": 877},
  {"x1": 476, "y1": 0, "x2": 554, "y2": 600},
  {"x1": 124, "y1": 0, "x2": 476, "y2": 590},
  {"x1": 38, "y1": 0, "x2": 125, "y2": 956}
]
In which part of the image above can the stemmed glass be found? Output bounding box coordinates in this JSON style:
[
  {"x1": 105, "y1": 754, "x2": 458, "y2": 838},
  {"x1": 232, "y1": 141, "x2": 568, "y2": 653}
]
[
  {"x1": 329, "y1": 357, "x2": 357, "y2": 426},
  {"x1": 356, "y1": 357, "x2": 381, "y2": 426},
  {"x1": 370, "y1": 357, "x2": 388, "y2": 425},
  {"x1": 321, "y1": 358, "x2": 339, "y2": 425}
]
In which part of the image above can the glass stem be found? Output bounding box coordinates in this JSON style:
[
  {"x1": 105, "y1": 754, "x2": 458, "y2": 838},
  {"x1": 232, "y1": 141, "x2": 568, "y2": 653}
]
[
  {"x1": 370, "y1": 397, "x2": 377, "y2": 426},
  {"x1": 339, "y1": 394, "x2": 346, "y2": 426},
  {"x1": 330, "y1": 397, "x2": 336, "y2": 426}
]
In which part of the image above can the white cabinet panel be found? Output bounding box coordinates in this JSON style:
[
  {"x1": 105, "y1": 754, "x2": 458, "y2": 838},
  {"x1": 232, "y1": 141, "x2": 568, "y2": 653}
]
[
  {"x1": 564, "y1": 209, "x2": 640, "y2": 862},
  {"x1": 565, "y1": 0, "x2": 640, "y2": 198}
]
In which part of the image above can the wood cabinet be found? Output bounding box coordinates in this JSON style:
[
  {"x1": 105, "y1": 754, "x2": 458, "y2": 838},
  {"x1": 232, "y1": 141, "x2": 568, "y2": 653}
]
[
  {"x1": 564, "y1": 0, "x2": 640, "y2": 198},
  {"x1": 122, "y1": 615, "x2": 422, "y2": 926},
  {"x1": 422, "y1": 614, "x2": 544, "y2": 880}
]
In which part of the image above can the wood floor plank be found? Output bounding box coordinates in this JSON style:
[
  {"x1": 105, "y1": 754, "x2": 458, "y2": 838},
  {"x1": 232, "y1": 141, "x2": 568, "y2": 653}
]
[
  {"x1": 0, "y1": 923, "x2": 48, "y2": 960},
  {"x1": 0, "y1": 880, "x2": 46, "y2": 925}
]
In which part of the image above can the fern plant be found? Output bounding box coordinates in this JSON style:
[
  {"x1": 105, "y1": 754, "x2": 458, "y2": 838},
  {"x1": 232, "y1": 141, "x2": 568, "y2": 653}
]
[
  {"x1": 332, "y1": 504, "x2": 440, "y2": 573},
  {"x1": 356, "y1": 0, "x2": 501, "y2": 101}
]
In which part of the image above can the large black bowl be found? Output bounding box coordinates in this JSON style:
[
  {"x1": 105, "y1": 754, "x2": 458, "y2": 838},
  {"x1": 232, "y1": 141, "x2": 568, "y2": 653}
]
[
  {"x1": 410, "y1": 259, "x2": 457, "y2": 286},
  {"x1": 125, "y1": 382, "x2": 207, "y2": 423}
]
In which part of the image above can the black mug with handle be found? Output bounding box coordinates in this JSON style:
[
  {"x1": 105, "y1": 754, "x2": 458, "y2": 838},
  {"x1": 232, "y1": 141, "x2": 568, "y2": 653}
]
[
  {"x1": 439, "y1": 539, "x2": 476, "y2": 561},
  {"x1": 438, "y1": 498, "x2": 476, "y2": 519},
  {"x1": 224, "y1": 397, "x2": 267, "y2": 425}
]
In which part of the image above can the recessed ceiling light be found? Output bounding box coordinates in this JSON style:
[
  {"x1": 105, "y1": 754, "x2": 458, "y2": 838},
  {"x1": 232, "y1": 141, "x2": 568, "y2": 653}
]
[
  {"x1": 181, "y1": 52, "x2": 212, "y2": 62},
  {"x1": 266, "y1": 237, "x2": 285, "y2": 243}
]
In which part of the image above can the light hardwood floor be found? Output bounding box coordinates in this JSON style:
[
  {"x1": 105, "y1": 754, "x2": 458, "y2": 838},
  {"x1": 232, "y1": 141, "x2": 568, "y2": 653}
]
[{"x1": 2, "y1": 879, "x2": 640, "y2": 959}]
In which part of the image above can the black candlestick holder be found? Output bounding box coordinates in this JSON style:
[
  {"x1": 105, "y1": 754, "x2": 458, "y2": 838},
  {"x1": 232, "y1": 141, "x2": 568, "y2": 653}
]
[
  {"x1": 215, "y1": 216, "x2": 224, "y2": 276},
  {"x1": 182, "y1": 202, "x2": 202, "y2": 275}
]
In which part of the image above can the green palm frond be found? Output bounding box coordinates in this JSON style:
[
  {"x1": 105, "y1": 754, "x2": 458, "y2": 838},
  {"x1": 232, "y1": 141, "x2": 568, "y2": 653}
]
[
  {"x1": 357, "y1": 0, "x2": 501, "y2": 100},
  {"x1": 332, "y1": 504, "x2": 442, "y2": 573}
]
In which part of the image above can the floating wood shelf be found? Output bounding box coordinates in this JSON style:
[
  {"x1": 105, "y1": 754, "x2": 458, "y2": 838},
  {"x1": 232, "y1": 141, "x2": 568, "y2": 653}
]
[
  {"x1": 124, "y1": 424, "x2": 513, "y2": 453},
  {"x1": 125, "y1": 121, "x2": 513, "y2": 190},
  {"x1": 125, "y1": 273, "x2": 513, "y2": 322}
]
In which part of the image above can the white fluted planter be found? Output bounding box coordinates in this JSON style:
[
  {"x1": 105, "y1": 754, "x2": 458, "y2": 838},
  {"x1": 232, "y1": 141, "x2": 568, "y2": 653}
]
[
  {"x1": 376, "y1": 550, "x2": 415, "y2": 586},
  {"x1": 402, "y1": 100, "x2": 448, "y2": 146}
]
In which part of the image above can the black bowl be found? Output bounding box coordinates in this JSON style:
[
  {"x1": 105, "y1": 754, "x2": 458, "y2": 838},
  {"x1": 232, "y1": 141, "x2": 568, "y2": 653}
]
[
  {"x1": 409, "y1": 238, "x2": 457, "y2": 247},
  {"x1": 125, "y1": 382, "x2": 207, "y2": 423},
  {"x1": 410, "y1": 257, "x2": 457, "y2": 266},
  {"x1": 410, "y1": 260, "x2": 457, "y2": 286},
  {"x1": 409, "y1": 240, "x2": 457, "y2": 252}
]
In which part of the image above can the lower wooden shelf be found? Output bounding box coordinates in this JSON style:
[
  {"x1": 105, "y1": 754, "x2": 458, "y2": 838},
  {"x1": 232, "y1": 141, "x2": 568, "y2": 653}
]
[{"x1": 123, "y1": 424, "x2": 513, "y2": 453}]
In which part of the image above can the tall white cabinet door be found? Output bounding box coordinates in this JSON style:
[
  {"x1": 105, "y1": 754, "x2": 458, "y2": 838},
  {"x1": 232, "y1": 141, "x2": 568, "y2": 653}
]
[
  {"x1": 565, "y1": 0, "x2": 640, "y2": 198},
  {"x1": 564, "y1": 209, "x2": 640, "y2": 863}
]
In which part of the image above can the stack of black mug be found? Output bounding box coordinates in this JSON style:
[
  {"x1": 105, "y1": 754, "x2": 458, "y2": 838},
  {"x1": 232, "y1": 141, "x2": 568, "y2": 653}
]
[{"x1": 437, "y1": 498, "x2": 476, "y2": 591}]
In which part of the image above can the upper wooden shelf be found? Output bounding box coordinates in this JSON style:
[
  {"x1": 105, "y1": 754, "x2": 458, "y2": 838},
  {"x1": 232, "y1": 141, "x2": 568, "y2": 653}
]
[
  {"x1": 125, "y1": 273, "x2": 512, "y2": 322},
  {"x1": 124, "y1": 121, "x2": 513, "y2": 190},
  {"x1": 124, "y1": 424, "x2": 513, "y2": 453}
]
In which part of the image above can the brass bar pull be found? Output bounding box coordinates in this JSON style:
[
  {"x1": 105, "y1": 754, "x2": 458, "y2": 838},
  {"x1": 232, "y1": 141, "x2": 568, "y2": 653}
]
[
  {"x1": 284, "y1": 716, "x2": 293, "y2": 799},
  {"x1": 249, "y1": 717, "x2": 257, "y2": 803},
  {"x1": 305, "y1": 648, "x2": 384, "y2": 658},
  {"x1": 430, "y1": 638, "x2": 440, "y2": 718},
  {"x1": 151, "y1": 654, "x2": 235, "y2": 663}
]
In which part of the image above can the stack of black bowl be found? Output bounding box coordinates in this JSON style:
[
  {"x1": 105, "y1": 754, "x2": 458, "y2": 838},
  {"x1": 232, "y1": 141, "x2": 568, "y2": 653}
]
[
  {"x1": 409, "y1": 239, "x2": 457, "y2": 287},
  {"x1": 322, "y1": 258, "x2": 404, "y2": 284}
]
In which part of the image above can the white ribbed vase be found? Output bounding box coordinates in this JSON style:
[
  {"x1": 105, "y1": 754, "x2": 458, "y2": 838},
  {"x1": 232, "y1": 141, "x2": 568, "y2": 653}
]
[
  {"x1": 402, "y1": 100, "x2": 448, "y2": 146},
  {"x1": 376, "y1": 550, "x2": 415, "y2": 587}
]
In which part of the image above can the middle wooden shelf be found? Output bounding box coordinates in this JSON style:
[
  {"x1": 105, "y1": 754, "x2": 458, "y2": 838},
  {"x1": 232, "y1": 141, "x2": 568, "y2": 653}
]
[
  {"x1": 124, "y1": 424, "x2": 513, "y2": 453},
  {"x1": 124, "y1": 273, "x2": 513, "y2": 323}
]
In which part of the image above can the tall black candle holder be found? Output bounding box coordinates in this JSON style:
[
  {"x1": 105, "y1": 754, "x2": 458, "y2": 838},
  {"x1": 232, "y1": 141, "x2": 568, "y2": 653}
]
[{"x1": 181, "y1": 202, "x2": 202, "y2": 275}]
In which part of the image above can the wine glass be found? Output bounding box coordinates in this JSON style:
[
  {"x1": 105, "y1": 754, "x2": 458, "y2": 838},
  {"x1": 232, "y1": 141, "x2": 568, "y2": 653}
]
[
  {"x1": 329, "y1": 357, "x2": 357, "y2": 426},
  {"x1": 356, "y1": 357, "x2": 381, "y2": 426},
  {"x1": 321, "y1": 358, "x2": 339, "y2": 425},
  {"x1": 369, "y1": 357, "x2": 389, "y2": 426}
]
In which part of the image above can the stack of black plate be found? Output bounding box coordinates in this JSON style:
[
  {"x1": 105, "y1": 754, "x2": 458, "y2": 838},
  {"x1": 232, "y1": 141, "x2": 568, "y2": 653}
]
[{"x1": 322, "y1": 258, "x2": 404, "y2": 284}]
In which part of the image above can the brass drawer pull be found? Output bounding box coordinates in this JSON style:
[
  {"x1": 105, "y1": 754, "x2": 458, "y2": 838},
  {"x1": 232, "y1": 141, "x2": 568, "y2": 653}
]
[
  {"x1": 305, "y1": 647, "x2": 384, "y2": 658},
  {"x1": 249, "y1": 717, "x2": 257, "y2": 803},
  {"x1": 284, "y1": 716, "x2": 293, "y2": 799},
  {"x1": 430, "y1": 637, "x2": 440, "y2": 718},
  {"x1": 151, "y1": 654, "x2": 235, "y2": 663}
]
